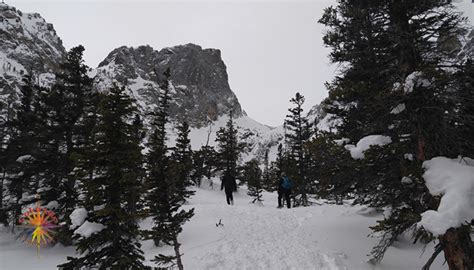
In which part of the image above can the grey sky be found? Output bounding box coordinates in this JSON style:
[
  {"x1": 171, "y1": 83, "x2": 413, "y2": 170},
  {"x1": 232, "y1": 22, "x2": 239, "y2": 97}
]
[{"x1": 8, "y1": 0, "x2": 473, "y2": 127}]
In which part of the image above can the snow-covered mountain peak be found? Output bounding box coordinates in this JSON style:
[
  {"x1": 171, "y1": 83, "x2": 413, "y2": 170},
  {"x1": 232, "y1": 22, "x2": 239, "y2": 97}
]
[
  {"x1": 94, "y1": 43, "x2": 244, "y2": 128},
  {"x1": 0, "y1": 3, "x2": 65, "y2": 103}
]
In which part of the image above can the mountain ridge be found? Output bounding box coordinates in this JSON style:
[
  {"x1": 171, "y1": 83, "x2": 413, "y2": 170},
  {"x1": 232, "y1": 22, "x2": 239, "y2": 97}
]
[
  {"x1": 0, "y1": 3, "x2": 65, "y2": 107},
  {"x1": 94, "y1": 43, "x2": 245, "y2": 128},
  {"x1": 0, "y1": 3, "x2": 285, "y2": 159}
]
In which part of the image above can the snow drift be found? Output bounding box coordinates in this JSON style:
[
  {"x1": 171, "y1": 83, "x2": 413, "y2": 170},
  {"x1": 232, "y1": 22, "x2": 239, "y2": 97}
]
[{"x1": 418, "y1": 156, "x2": 474, "y2": 236}]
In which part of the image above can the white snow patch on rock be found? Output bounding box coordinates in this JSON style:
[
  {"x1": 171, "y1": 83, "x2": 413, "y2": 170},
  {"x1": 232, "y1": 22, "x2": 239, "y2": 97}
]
[
  {"x1": 334, "y1": 138, "x2": 350, "y2": 146},
  {"x1": 418, "y1": 157, "x2": 474, "y2": 236},
  {"x1": 390, "y1": 103, "x2": 406, "y2": 114},
  {"x1": 344, "y1": 135, "x2": 392, "y2": 159},
  {"x1": 317, "y1": 113, "x2": 343, "y2": 133},
  {"x1": 15, "y1": 155, "x2": 34, "y2": 163},
  {"x1": 401, "y1": 177, "x2": 413, "y2": 185},
  {"x1": 45, "y1": 200, "x2": 59, "y2": 210},
  {"x1": 69, "y1": 208, "x2": 88, "y2": 230},
  {"x1": 74, "y1": 221, "x2": 105, "y2": 237},
  {"x1": 404, "y1": 71, "x2": 431, "y2": 93}
]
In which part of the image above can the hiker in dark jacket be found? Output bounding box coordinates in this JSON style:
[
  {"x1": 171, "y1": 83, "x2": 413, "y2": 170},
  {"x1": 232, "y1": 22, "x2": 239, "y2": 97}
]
[
  {"x1": 278, "y1": 172, "x2": 292, "y2": 208},
  {"x1": 221, "y1": 171, "x2": 236, "y2": 205}
]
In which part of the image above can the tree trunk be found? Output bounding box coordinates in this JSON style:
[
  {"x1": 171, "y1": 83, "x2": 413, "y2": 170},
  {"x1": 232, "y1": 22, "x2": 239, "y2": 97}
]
[
  {"x1": 173, "y1": 237, "x2": 184, "y2": 270},
  {"x1": 440, "y1": 226, "x2": 474, "y2": 270},
  {"x1": 417, "y1": 131, "x2": 426, "y2": 162}
]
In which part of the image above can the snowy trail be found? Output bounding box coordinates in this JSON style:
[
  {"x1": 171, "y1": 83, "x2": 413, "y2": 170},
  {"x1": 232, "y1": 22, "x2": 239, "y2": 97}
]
[
  {"x1": 167, "y1": 185, "x2": 350, "y2": 270},
  {"x1": 197, "y1": 205, "x2": 346, "y2": 270}
]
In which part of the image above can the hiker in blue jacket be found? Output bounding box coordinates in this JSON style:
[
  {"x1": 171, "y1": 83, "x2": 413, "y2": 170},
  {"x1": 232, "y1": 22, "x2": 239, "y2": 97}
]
[{"x1": 278, "y1": 172, "x2": 292, "y2": 208}]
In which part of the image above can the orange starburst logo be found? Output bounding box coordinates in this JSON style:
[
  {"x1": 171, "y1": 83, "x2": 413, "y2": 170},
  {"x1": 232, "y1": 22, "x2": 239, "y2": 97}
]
[{"x1": 18, "y1": 206, "x2": 60, "y2": 257}]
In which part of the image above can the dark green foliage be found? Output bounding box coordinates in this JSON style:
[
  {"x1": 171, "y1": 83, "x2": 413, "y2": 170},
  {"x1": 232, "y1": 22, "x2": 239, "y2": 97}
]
[
  {"x1": 60, "y1": 84, "x2": 145, "y2": 269},
  {"x1": 318, "y1": 0, "x2": 472, "y2": 265},
  {"x1": 274, "y1": 143, "x2": 284, "y2": 175},
  {"x1": 3, "y1": 75, "x2": 42, "y2": 227},
  {"x1": 38, "y1": 45, "x2": 94, "y2": 244},
  {"x1": 284, "y1": 92, "x2": 313, "y2": 206},
  {"x1": 191, "y1": 148, "x2": 205, "y2": 187},
  {"x1": 306, "y1": 132, "x2": 353, "y2": 204},
  {"x1": 171, "y1": 121, "x2": 194, "y2": 191},
  {"x1": 143, "y1": 68, "x2": 172, "y2": 246},
  {"x1": 169, "y1": 120, "x2": 195, "y2": 206},
  {"x1": 191, "y1": 145, "x2": 217, "y2": 188},
  {"x1": 215, "y1": 112, "x2": 246, "y2": 182},
  {"x1": 261, "y1": 149, "x2": 275, "y2": 192},
  {"x1": 263, "y1": 144, "x2": 286, "y2": 194},
  {"x1": 143, "y1": 68, "x2": 194, "y2": 270},
  {"x1": 454, "y1": 59, "x2": 474, "y2": 157},
  {"x1": 244, "y1": 159, "x2": 264, "y2": 203},
  {"x1": 0, "y1": 90, "x2": 12, "y2": 216}
]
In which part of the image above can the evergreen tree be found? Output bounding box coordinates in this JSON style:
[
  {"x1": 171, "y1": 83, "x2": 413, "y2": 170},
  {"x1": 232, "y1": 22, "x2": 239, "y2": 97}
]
[
  {"x1": 454, "y1": 59, "x2": 474, "y2": 157},
  {"x1": 143, "y1": 68, "x2": 171, "y2": 244},
  {"x1": 284, "y1": 92, "x2": 313, "y2": 206},
  {"x1": 0, "y1": 129, "x2": 6, "y2": 225},
  {"x1": 274, "y1": 143, "x2": 284, "y2": 175},
  {"x1": 3, "y1": 75, "x2": 41, "y2": 228},
  {"x1": 215, "y1": 111, "x2": 245, "y2": 188},
  {"x1": 130, "y1": 114, "x2": 146, "y2": 214},
  {"x1": 191, "y1": 145, "x2": 218, "y2": 188},
  {"x1": 319, "y1": 0, "x2": 472, "y2": 267},
  {"x1": 171, "y1": 121, "x2": 193, "y2": 191},
  {"x1": 143, "y1": 68, "x2": 194, "y2": 270},
  {"x1": 191, "y1": 149, "x2": 206, "y2": 187},
  {"x1": 202, "y1": 145, "x2": 218, "y2": 188},
  {"x1": 60, "y1": 84, "x2": 145, "y2": 269},
  {"x1": 244, "y1": 159, "x2": 264, "y2": 204},
  {"x1": 160, "y1": 120, "x2": 195, "y2": 269},
  {"x1": 306, "y1": 132, "x2": 353, "y2": 204},
  {"x1": 261, "y1": 149, "x2": 273, "y2": 192},
  {"x1": 38, "y1": 45, "x2": 94, "y2": 244},
  {"x1": 0, "y1": 98, "x2": 6, "y2": 225}
]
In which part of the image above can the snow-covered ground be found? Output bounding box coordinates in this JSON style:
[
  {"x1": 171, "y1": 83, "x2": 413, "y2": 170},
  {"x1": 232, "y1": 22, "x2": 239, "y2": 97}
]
[{"x1": 0, "y1": 181, "x2": 446, "y2": 270}]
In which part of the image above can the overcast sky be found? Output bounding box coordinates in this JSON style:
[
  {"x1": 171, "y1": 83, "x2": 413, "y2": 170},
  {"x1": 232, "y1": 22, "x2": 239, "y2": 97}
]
[{"x1": 8, "y1": 0, "x2": 474, "y2": 127}]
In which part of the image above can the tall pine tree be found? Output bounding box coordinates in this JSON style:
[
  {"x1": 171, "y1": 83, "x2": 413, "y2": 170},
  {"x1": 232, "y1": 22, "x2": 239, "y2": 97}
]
[
  {"x1": 4, "y1": 75, "x2": 41, "y2": 228},
  {"x1": 284, "y1": 92, "x2": 313, "y2": 206},
  {"x1": 319, "y1": 0, "x2": 472, "y2": 267},
  {"x1": 215, "y1": 111, "x2": 245, "y2": 187},
  {"x1": 244, "y1": 159, "x2": 264, "y2": 204},
  {"x1": 38, "y1": 45, "x2": 94, "y2": 244},
  {"x1": 144, "y1": 68, "x2": 194, "y2": 270},
  {"x1": 60, "y1": 84, "x2": 145, "y2": 269}
]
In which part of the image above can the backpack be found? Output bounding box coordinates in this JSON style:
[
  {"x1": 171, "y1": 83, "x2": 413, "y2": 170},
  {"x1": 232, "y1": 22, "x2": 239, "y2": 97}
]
[{"x1": 281, "y1": 176, "x2": 293, "y2": 189}]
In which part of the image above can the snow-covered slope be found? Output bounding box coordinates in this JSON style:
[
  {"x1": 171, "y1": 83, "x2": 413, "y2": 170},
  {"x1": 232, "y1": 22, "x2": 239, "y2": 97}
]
[
  {"x1": 0, "y1": 182, "x2": 447, "y2": 270},
  {"x1": 307, "y1": 103, "x2": 343, "y2": 133},
  {"x1": 166, "y1": 114, "x2": 284, "y2": 162},
  {"x1": 0, "y1": 3, "x2": 65, "y2": 104}
]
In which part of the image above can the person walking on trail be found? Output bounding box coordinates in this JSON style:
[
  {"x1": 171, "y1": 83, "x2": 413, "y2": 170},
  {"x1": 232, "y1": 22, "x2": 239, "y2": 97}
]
[
  {"x1": 278, "y1": 172, "x2": 293, "y2": 209},
  {"x1": 221, "y1": 171, "x2": 237, "y2": 205}
]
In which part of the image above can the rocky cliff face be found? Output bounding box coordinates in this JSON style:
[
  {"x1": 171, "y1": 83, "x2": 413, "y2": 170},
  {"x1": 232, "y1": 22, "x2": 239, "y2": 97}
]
[
  {"x1": 0, "y1": 3, "x2": 65, "y2": 104},
  {"x1": 94, "y1": 44, "x2": 244, "y2": 127}
]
